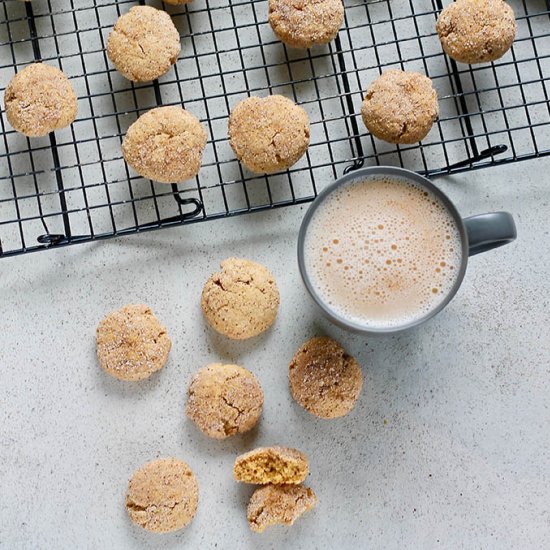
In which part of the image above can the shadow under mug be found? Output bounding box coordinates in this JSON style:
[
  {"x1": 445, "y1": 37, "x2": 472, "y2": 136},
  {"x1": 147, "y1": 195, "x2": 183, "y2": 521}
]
[{"x1": 297, "y1": 166, "x2": 517, "y2": 335}]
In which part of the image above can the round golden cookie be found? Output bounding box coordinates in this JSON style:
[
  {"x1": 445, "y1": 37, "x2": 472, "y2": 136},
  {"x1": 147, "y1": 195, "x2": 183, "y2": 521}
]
[
  {"x1": 107, "y1": 5, "x2": 181, "y2": 82},
  {"x1": 126, "y1": 458, "x2": 198, "y2": 533},
  {"x1": 201, "y1": 258, "x2": 280, "y2": 340},
  {"x1": 4, "y1": 63, "x2": 77, "y2": 137},
  {"x1": 186, "y1": 363, "x2": 264, "y2": 439},
  {"x1": 436, "y1": 0, "x2": 516, "y2": 64},
  {"x1": 122, "y1": 106, "x2": 207, "y2": 183},
  {"x1": 96, "y1": 304, "x2": 171, "y2": 382},
  {"x1": 268, "y1": 0, "x2": 344, "y2": 49},
  {"x1": 233, "y1": 446, "x2": 309, "y2": 485},
  {"x1": 289, "y1": 336, "x2": 362, "y2": 419},
  {"x1": 247, "y1": 484, "x2": 317, "y2": 533},
  {"x1": 228, "y1": 95, "x2": 310, "y2": 174},
  {"x1": 361, "y1": 69, "x2": 439, "y2": 144}
]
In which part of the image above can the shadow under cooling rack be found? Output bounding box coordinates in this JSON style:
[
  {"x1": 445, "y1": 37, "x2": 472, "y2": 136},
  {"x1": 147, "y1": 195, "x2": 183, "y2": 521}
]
[{"x1": 0, "y1": 0, "x2": 549, "y2": 257}]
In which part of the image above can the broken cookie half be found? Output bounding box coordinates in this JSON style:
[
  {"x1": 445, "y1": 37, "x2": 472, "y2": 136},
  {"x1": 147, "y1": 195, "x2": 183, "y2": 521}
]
[
  {"x1": 233, "y1": 446, "x2": 309, "y2": 485},
  {"x1": 234, "y1": 446, "x2": 317, "y2": 533},
  {"x1": 247, "y1": 484, "x2": 317, "y2": 533}
]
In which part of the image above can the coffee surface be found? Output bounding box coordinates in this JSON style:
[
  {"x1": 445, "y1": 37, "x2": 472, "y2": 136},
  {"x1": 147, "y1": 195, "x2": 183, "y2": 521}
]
[{"x1": 304, "y1": 177, "x2": 463, "y2": 328}]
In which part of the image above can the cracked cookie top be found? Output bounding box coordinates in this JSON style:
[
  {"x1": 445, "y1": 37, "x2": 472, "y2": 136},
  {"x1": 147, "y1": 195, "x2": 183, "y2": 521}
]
[
  {"x1": 201, "y1": 257, "x2": 280, "y2": 340},
  {"x1": 4, "y1": 63, "x2": 78, "y2": 137},
  {"x1": 122, "y1": 106, "x2": 207, "y2": 183},
  {"x1": 228, "y1": 95, "x2": 310, "y2": 174},
  {"x1": 361, "y1": 69, "x2": 439, "y2": 145},
  {"x1": 436, "y1": 0, "x2": 516, "y2": 65},
  {"x1": 107, "y1": 5, "x2": 181, "y2": 82},
  {"x1": 96, "y1": 304, "x2": 171, "y2": 382},
  {"x1": 289, "y1": 336, "x2": 363, "y2": 418},
  {"x1": 125, "y1": 457, "x2": 198, "y2": 533},
  {"x1": 186, "y1": 363, "x2": 264, "y2": 439},
  {"x1": 268, "y1": 0, "x2": 344, "y2": 49}
]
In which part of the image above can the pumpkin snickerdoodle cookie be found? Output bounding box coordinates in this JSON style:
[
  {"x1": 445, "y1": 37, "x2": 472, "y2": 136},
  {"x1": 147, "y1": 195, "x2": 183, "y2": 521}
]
[
  {"x1": 107, "y1": 5, "x2": 181, "y2": 82},
  {"x1": 4, "y1": 63, "x2": 77, "y2": 137},
  {"x1": 289, "y1": 336, "x2": 363, "y2": 418},
  {"x1": 436, "y1": 0, "x2": 516, "y2": 64},
  {"x1": 201, "y1": 258, "x2": 280, "y2": 340},
  {"x1": 361, "y1": 69, "x2": 439, "y2": 144},
  {"x1": 233, "y1": 446, "x2": 309, "y2": 485},
  {"x1": 122, "y1": 106, "x2": 207, "y2": 183},
  {"x1": 268, "y1": 0, "x2": 344, "y2": 49},
  {"x1": 186, "y1": 363, "x2": 264, "y2": 439},
  {"x1": 126, "y1": 458, "x2": 198, "y2": 533},
  {"x1": 228, "y1": 95, "x2": 310, "y2": 174},
  {"x1": 96, "y1": 304, "x2": 171, "y2": 381},
  {"x1": 247, "y1": 484, "x2": 317, "y2": 532}
]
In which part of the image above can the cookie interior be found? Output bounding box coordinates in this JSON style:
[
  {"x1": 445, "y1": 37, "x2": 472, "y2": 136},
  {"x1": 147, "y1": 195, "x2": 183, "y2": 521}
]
[{"x1": 234, "y1": 450, "x2": 308, "y2": 484}]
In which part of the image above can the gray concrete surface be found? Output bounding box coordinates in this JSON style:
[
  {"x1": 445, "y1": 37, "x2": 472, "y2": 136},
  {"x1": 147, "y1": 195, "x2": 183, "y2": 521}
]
[{"x1": 1, "y1": 159, "x2": 549, "y2": 549}]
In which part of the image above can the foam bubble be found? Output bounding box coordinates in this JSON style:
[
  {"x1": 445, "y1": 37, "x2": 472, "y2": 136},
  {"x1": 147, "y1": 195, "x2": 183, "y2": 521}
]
[{"x1": 303, "y1": 176, "x2": 462, "y2": 328}]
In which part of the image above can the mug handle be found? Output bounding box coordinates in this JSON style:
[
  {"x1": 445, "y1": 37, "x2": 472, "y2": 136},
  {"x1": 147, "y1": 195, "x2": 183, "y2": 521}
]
[{"x1": 463, "y1": 212, "x2": 517, "y2": 256}]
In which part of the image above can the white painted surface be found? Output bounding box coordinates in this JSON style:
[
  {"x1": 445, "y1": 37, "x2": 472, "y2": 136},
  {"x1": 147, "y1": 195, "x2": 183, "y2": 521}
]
[{"x1": 1, "y1": 159, "x2": 549, "y2": 549}]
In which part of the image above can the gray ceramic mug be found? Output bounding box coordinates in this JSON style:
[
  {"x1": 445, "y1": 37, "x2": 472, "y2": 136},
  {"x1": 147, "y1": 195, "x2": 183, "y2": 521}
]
[{"x1": 297, "y1": 166, "x2": 517, "y2": 335}]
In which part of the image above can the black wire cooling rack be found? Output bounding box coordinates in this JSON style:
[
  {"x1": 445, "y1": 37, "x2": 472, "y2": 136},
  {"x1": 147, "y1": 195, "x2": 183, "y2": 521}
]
[{"x1": 0, "y1": 0, "x2": 549, "y2": 257}]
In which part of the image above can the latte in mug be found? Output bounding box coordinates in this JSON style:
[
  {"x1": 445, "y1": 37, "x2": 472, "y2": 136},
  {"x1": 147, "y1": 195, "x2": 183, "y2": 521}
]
[{"x1": 303, "y1": 177, "x2": 463, "y2": 329}]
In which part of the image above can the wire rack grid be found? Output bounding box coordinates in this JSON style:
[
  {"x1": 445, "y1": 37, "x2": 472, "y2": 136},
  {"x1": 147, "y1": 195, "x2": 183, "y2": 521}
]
[{"x1": 0, "y1": 0, "x2": 549, "y2": 258}]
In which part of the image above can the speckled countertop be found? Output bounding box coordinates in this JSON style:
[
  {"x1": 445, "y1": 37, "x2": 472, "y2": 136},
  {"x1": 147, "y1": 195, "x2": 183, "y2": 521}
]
[{"x1": 1, "y1": 159, "x2": 549, "y2": 549}]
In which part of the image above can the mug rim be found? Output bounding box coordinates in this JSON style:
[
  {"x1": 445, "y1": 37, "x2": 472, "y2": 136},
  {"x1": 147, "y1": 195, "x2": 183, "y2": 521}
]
[{"x1": 297, "y1": 166, "x2": 469, "y2": 335}]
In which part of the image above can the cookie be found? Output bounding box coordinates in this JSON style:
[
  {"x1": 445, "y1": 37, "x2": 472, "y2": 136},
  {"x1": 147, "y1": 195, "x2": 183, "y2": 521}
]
[
  {"x1": 228, "y1": 95, "x2": 310, "y2": 174},
  {"x1": 247, "y1": 484, "x2": 317, "y2": 533},
  {"x1": 4, "y1": 63, "x2": 77, "y2": 137},
  {"x1": 107, "y1": 5, "x2": 181, "y2": 82},
  {"x1": 233, "y1": 446, "x2": 309, "y2": 485},
  {"x1": 122, "y1": 106, "x2": 207, "y2": 183},
  {"x1": 268, "y1": 0, "x2": 344, "y2": 49},
  {"x1": 186, "y1": 363, "x2": 264, "y2": 439},
  {"x1": 201, "y1": 258, "x2": 280, "y2": 340},
  {"x1": 289, "y1": 336, "x2": 362, "y2": 419},
  {"x1": 361, "y1": 69, "x2": 439, "y2": 144},
  {"x1": 436, "y1": 0, "x2": 516, "y2": 64},
  {"x1": 126, "y1": 458, "x2": 198, "y2": 533},
  {"x1": 96, "y1": 304, "x2": 171, "y2": 382}
]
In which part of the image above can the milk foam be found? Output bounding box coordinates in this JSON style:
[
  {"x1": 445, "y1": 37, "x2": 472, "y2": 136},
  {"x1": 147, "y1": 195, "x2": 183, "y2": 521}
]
[{"x1": 304, "y1": 177, "x2": 463, "y2": 328}]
